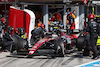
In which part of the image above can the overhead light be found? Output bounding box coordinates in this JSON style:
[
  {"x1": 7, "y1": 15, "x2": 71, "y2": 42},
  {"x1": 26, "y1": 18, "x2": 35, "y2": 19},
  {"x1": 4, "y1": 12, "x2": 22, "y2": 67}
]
[
  {"x1": 89, "y1": 0, "x2": 93, "y2": 1},
  {"x1": 24, "y1": 5, "x2": 28, "y2": 7},
  {"x1": 63, "y1": 0, "x2": 72, "y2": 3}
]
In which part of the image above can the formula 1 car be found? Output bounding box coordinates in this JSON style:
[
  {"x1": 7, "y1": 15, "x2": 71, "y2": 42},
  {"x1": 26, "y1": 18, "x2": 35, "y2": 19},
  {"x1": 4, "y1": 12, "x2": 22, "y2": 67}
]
[
  {"x1": 10, "y1": 29, "x2": 79, "y2": 58},
  {"x1": 10, "y1": 33, "x2": 65, "y2": 58}
]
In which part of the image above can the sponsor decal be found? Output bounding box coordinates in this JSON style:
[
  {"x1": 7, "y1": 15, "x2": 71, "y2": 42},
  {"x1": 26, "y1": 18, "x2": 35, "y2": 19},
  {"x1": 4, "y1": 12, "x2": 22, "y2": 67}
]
[
  {"x1": 82, "y1": 0, "x2": 88, "y2": 5},
  {"x1": 29, "y1": 38, "x2": 58, "y2": 55},
  {"x1": 29, "y1": 51, "x2": 34, "y2": 55}
]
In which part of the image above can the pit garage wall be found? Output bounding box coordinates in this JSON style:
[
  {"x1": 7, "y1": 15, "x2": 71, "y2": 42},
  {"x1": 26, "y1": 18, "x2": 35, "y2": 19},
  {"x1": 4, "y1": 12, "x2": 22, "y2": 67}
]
[
  {"x1": 79, "y1": 5, "x2": 85, "y2": 30},
  {"x1": 43, "y1": 5, "x2": 48, "y2": 32}
]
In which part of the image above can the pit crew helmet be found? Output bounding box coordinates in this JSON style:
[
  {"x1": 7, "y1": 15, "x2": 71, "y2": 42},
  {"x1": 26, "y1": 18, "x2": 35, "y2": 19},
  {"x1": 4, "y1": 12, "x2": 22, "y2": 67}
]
[
  {"x1": 1, "y1": 17, "x2": 6, "y2": 23},
  {"x1": 14, "y1": 28, "x2": 19, "y2": 35},
  {"x1": 88, "y1": 14, "x2": 95, "y2": 19},
  {"x1": 8, "y1": 26, "x2": 14, "y2": 34},
  {"x1": 41, "y1": 24, "x2": 45, "y2": 29},
  {"x1": 18, "y1": 27, "x2": 25, "y2": 35}
]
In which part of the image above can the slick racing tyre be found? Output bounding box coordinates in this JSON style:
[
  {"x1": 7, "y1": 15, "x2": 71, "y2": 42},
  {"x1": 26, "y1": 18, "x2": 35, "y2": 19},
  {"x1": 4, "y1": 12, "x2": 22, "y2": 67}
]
[
  {"x1": 55, "y1": 38, "x2": 65, "y2": 57},
  {"x1": 17, "y1": 38, "x2": 28, "y2": 52},
  {"x1": 59, "y1": 42, "x2": 65, "y2": 57},
  {"x1": 10, "y1": 44, "x2": 14, "y2": 53},
  {"x1": 76, "y1": 36, "x2": 85, "y2": 51},
  {"x1": 10, "y1": 34, "x2": 20, "y2": 53}
]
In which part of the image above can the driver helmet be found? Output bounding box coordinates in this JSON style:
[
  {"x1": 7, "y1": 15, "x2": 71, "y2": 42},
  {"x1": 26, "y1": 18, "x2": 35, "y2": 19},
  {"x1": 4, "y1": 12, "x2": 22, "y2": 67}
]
[{"x1": 8, "y1": 26, "x2": 14, "y2": 34}]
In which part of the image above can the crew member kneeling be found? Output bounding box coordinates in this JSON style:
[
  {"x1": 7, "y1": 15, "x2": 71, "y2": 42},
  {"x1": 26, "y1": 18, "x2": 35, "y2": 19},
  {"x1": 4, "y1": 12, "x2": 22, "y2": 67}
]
[{"x1": 1, "y1": 26, "x2": 14, "y2": 51}]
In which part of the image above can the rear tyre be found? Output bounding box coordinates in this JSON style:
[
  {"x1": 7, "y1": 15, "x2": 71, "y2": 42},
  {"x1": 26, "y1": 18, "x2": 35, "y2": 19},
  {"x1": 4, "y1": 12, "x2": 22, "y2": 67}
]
[
  {"x1": 59, "y1": 42, "x2": 65, "y2": 57},
  {"x1": 17, "y1": 38, "x2": 28, "y2": 53},
  {"x1": 10, "y1": 34, "x2": 20, "y2": 53},
  {"x1": 76, "y1": 36, "x2": 85, "y2": 51}
]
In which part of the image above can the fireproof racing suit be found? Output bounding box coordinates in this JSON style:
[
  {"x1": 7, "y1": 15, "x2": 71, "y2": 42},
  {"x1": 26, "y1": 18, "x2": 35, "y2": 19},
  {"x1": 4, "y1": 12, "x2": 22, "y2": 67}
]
[
  {"x1": 1, "y1": 31, "x2": 14, "y2": 51},
  {"x1": 83, "y1": 34, "x2": 92, "y2": 56},
  {"x1": 30, "y1": 27, "x2": 44, "y2": 45},
  {"x1": 86, "y1": 21, "x2": 100, "y2": 57}
]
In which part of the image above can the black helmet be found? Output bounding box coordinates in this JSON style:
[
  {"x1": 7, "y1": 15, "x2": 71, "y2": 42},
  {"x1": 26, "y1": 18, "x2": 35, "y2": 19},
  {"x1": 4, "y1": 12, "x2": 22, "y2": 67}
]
[
  {"x1": 8, "y1": 26, "x2": 13, "y2": 31},
  {"x1": 8, "y1": 26, "x2": 14, "y2": 34},
  {"x1": 18, "y1": 27, "x2": 25, "y2": 35}
]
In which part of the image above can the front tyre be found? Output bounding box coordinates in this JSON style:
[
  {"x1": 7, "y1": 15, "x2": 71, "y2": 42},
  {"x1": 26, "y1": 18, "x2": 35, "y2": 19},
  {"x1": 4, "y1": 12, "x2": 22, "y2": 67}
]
[
  {"x1": 58, "y1": 42, "x2": 65, "y2": 57},
  {"x1": 55, "y1": 38, "x2": 65, "y2": 57},
  {"x1": 10, "y1": 44, "x2": 14, "y2": 53}
]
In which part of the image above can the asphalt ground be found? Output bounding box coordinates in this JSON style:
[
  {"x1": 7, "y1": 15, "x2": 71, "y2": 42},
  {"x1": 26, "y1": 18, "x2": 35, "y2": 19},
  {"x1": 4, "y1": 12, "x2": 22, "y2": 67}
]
[{"x1": 0, "y1": 52, "x2": 96, "y2": 67}]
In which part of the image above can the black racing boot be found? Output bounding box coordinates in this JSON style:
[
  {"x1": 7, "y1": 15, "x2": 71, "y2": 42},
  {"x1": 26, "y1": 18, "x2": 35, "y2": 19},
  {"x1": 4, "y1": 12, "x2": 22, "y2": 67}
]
[{"x1": 92, "y1": 56, "x2": 99, "y2": 60}]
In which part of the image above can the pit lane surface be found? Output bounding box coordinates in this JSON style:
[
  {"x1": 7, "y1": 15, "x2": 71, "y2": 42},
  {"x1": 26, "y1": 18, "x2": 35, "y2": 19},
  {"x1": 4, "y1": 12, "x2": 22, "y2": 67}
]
[{"x1": 0, "y1": 52, "x2": 95, "y2": 67}]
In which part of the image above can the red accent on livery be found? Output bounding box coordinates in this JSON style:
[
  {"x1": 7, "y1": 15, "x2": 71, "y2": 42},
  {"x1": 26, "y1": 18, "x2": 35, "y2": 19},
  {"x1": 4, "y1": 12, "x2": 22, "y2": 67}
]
[
  {"x1": 61, "y1": 32, "x2": 78, "y2": 39},
  {"x1": 29, "y1": 38, "x2": 58, "y2": 55},
  {"x1": 84, "y1": 32, "x2": 88, "y2": 35},
  {"x1": 71, "y1": 34, "x2": 78, "y2": 39}
]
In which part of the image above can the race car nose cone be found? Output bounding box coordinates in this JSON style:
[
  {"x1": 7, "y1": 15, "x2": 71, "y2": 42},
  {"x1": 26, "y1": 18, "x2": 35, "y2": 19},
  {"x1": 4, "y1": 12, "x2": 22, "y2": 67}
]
[{"x1": 29, "y1": 51, "x2": 34, "y2": 55}]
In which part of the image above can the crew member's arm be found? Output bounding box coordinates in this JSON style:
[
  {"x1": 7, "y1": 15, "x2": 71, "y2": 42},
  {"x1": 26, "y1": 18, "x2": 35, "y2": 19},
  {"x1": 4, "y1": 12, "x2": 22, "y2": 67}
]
[
  {"x1": 40, "y1": 28, "x2": 44, "y2": 38},
  {"x1": 31, "y1": 29, "x2": 36, "y2": 38},
  {"x1": 4, "y1": 32, "x2": 13, "y2": 41},
  {"x1": 85, "y1": 23, "x2": 90, "y2": 32}
]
